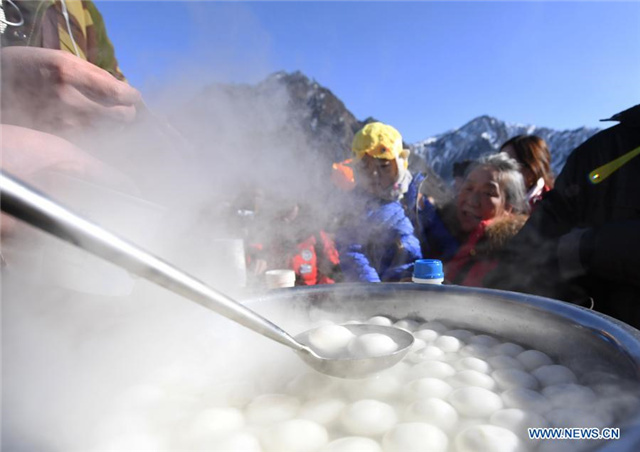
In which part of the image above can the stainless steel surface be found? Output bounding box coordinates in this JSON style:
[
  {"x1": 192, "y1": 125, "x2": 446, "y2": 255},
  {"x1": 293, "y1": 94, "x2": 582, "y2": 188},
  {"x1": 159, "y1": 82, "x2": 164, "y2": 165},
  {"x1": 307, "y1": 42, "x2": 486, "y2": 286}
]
[
  {"x1": 251, "y1": 283, "x2": 640, "y2": 451},
  {"x1": 294, "y1": 324, "x2": 414, "y2": 378},
  {"x1": 0, "y1": 171, "x2": 411, "y2": 378}
]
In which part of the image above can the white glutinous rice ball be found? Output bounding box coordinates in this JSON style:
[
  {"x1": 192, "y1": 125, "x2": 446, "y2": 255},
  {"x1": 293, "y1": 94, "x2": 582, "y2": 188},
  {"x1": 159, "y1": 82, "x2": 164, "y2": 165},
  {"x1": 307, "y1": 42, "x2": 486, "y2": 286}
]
[
  {"x1": 448, "y1": 387, "x2": 503, "y2": 418},
  {"x1": 443, "y1": 329, "x2": 475, "y2": 342},
  {"x1": 260, "y1": 419, "x2": 328, "y2": 452},
  {"x1": 446, "y1": 370, "x2": 496, "y2": 391},
  {"x1": 209, "y1": 432, "x2": 262, "y2": 452},
  {"x1": 454, "y1": 357, "x2": 492, "y2": 374},
  {"x1": 245, "y1": 394, "x2": 300, "y2": 425},
  {"x1": 491, "y1": 342, "x2": 526, "y2": 357},
  {"x1": 435, "y1": 335, "x2": 463, "y2": 352},
  {"x1": 542, "y1": 384, "x2": 597, "y2": 409},
  {"x1": 469, "y1": 334, "x2": 501, "y2": 348},
  {"x1": 501, "y1": 388, "x2": 550, "y2": 414},
  {"x1": 414, "y1": 329, "x2": 440, "y2": 343},
  {"x1": 487, "y1": 355, "x2": 526, "y2": 371},
  {"x1": 546, "y1": 407, "x2": 613, "y2": 429},
  {"x1": 307, "y1": 325, "x2": 355, "y2": 357},
  {"x1": 394, "y1": 319, "x2": 420, "y2": 332},
  {"x1": 342, "y1": 373, "x2": 401, "y2": 401},
  {"x1": 460, "y1": 344, "x2": 493, "y2": 359},
  {"x1": 367, "y1": 315, "x2": 393, "y2": 326},
  {"x1": 382, "y1": 422, "x2": 448, "y2": 452},
  {"x1": 410, "y1": 361, "x2": 456, "y2": 380},
  {"x1": 532, "y1": 365, "x2": 578, "y2": 387},
  {"x1": 419, "y1": 320, "x2": 449, "y2": 333},
  {"x1": 340, "y1": 399, "x2": 398, "y2": 436},
  {"x1": 412, "y1": 345, "x2": 445, "y2": 362},
  {"x1": 448, "y1": 370, "x2": 497, "y2": 390},
  {"x1": 448, "y1": 419, "x2": 484, "y2": 441},
  {"x1": 490, "y1": 408, "x2": 548, "y2": 437},
  {"x1": 455, "y1": 425, "x2": 522, "y2": 452},
  {"x1": 441, "y1": 352, "x2": 463, "y2": 363},
  {"x1": 403, "y1": 377, "x2": 454, "y2": 400},
  {"x1": 409, "y1": 338, "x2": 427, "y2": 353},
  {"x1": 384, "y1": 361, "x2": 412, "y2": 380},
  {"x1": 310, "y1": 320, "x2": 338, "y2": 329},
  {"x1": 286, "y1": 373, "x2": 336, "y2": 399},
  {"x1": 516, "y1": 349, "x2": 554, "y2": 371},
  {"x1": 347, "y1": 333, "x2": 398, "y2": 358},
  {"x1": 320, "y1": 437, "x2": 382, "y2": 452},
  {"x1": 404, "y1": 398, "x2": 459, "y2": 432},
  {"x1": 299, "y1": 398, "x2": 347, "y2": 426},
  {"x1": 493, "y1": 368, "x2": 539, "y2": 390},
  {"x1": 184, "y1": 407, "x2": 245, "y2": 443}
]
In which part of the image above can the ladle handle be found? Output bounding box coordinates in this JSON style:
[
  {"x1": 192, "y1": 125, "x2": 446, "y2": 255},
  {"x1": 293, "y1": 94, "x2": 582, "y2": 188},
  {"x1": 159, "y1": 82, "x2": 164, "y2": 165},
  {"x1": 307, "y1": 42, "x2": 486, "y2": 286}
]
[{"x1": 0, "y1": 171, "x2": 307, "y2": 353}]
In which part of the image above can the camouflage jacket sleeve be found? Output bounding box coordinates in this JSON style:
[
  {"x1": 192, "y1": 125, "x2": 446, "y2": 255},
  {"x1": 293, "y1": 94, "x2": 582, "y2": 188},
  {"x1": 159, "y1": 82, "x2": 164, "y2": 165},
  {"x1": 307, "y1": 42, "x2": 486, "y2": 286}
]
[
  {"x1": 83, "y1": 0, "x2": 126, "y2": 81},
  {"x1": 1, "y1": 0, "x2": 126, "y2": 81}
]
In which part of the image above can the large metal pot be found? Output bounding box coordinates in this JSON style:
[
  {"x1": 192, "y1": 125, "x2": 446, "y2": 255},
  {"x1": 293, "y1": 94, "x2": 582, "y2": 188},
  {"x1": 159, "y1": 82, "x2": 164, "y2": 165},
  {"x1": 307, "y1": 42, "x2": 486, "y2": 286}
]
[{"x1": 247, "y1": 283, "x2": 640, "y2": 451}]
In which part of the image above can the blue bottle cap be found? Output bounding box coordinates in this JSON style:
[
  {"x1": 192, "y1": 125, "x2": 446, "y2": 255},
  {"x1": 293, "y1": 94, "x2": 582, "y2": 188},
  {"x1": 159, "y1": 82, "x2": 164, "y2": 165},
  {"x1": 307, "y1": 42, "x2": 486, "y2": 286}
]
[{"x1": 413, "y1": 259, "x2": 444, "y2": 280}]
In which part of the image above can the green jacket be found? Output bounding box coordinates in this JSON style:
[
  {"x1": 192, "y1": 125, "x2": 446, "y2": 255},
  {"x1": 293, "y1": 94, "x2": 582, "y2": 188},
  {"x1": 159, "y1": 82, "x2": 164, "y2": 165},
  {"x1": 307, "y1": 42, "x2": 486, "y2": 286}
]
[{"x1": 1, "y1": 0, "x2": 124, "y2": 80}]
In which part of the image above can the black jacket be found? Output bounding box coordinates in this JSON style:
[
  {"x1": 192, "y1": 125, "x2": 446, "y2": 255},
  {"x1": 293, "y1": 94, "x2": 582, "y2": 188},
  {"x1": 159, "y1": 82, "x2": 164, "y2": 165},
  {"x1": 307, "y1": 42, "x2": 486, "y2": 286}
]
[{"x1": 486, "y1": 104, "x2": 640, "y2": 328}]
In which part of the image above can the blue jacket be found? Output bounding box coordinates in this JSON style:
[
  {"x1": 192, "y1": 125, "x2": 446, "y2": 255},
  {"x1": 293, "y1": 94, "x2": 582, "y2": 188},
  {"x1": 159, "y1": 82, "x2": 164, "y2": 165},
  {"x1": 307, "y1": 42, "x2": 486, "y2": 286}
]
[
  {"x1": 336, "y1": 190, "x2": 422, "y2": 282},
  {"x1": 417, "y1": 198, "x2": 460, "y2": 262}
]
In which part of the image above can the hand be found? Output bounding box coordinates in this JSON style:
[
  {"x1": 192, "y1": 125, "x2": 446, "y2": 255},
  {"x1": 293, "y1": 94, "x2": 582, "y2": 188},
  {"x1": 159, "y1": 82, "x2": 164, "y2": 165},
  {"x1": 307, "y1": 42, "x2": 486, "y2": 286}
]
[
  {"x1": 1, "y1": 47, "x2": 141, "y2": 135},
  {"x1": 1, "y1": 124, "x2": 136, "y2": 236}
]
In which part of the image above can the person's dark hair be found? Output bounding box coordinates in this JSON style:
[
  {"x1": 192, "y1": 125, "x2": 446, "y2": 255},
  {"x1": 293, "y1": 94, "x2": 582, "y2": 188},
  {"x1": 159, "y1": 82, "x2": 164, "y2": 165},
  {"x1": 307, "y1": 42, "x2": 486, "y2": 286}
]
[
  {"x1": 500, "y1": 135, "x2": 554, "y2": 189},
  {"x1": 453, "y1": 160, "x2": 473, "y2": 179}
]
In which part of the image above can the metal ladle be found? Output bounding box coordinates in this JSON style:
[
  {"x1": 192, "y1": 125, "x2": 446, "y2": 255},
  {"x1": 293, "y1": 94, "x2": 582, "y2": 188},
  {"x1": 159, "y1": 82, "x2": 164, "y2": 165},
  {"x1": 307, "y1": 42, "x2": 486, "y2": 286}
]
[{"x1": 0, "y1": 171, "x2": 413, "y2": 379}]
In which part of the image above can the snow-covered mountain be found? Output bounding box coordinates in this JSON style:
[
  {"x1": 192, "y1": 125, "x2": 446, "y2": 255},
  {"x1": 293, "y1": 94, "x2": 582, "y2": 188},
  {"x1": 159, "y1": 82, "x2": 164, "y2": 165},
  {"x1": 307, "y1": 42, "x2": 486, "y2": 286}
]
[
  {"x1": 412, "y1": 115, "x2": 600, "y2": 182},
  {"x1": 181, "y1": 71, "x2": 601, "y2": 204}
]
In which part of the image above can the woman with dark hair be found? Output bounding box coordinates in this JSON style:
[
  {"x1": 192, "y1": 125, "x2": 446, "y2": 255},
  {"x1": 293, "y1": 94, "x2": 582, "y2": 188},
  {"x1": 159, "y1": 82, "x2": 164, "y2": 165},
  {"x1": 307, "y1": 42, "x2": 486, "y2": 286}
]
[
  {"x1": 500, "y1": 135, "x2": 554, "y2": 208},
  {"x1": 487, "y1": 104, "x2": 640, "y2": 328}
]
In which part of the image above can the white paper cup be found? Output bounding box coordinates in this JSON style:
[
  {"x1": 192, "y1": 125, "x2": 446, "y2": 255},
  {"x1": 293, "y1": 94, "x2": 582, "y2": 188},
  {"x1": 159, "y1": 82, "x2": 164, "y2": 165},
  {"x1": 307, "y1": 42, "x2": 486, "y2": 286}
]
[{"x1": 264, "y1": 269, "x2": 296, "y2": 289}]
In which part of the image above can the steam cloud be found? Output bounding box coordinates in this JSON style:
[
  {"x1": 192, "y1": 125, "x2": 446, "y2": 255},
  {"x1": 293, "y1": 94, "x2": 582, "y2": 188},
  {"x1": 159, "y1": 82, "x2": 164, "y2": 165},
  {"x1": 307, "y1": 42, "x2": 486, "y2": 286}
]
[{"x1": 2, "y1": 50, "x2": 336, "y2": 450}]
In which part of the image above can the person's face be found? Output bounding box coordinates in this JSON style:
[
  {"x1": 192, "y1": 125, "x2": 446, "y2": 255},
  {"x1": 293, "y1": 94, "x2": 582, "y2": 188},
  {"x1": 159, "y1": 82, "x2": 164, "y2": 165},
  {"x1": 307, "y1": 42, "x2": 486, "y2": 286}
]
[
  {"x1": 503, "y1": 145, "x2": 536, "y2": 190},
  {"x1": 456, "y1": 166, "x2": 512, "y2": 233},
  {"x1": 357, "y1": 154, "x2": 399, "y2": 196}
]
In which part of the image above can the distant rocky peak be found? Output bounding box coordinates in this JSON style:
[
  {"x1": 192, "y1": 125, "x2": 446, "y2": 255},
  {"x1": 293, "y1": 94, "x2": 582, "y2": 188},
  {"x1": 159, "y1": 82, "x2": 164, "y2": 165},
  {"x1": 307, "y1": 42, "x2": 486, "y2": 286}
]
[
  {"x1": 262, "y1": 71, "x2": 362, "y2": 163},
  {"x1": 413, "y1": 115, "x2": 600, "y2": 182}
]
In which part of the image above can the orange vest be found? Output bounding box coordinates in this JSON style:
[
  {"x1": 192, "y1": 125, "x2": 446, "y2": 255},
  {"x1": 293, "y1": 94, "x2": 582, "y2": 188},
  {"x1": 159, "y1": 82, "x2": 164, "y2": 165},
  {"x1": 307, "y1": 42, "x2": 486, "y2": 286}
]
[{"x1": 290, "y1": 231, "x2": 339, "y2": 285}]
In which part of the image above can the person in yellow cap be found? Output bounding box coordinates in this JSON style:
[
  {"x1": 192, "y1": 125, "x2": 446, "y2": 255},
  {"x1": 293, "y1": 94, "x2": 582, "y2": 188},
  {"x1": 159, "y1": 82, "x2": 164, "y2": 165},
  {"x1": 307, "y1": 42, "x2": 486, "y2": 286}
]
[
  {"x1": 351, "y1": 122, "x2": 413, "y2": 201},
  {"x1": 335, "y1": 122, "x2": 422, "y2": 282}
]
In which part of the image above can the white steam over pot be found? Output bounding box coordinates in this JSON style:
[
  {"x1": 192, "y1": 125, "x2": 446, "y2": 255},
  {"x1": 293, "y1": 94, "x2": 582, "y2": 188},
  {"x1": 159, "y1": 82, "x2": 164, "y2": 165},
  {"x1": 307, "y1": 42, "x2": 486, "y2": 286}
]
[
  {"x1": 251, "y1": 283, "x2": 640, "y2": 451},
  {"x1": 4, "y1": 275, "x2": 640, "y2": 450}
]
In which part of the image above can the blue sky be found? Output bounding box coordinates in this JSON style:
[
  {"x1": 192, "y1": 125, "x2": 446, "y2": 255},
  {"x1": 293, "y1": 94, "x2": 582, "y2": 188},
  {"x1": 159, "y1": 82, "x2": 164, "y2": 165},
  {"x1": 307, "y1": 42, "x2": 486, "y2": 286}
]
[{"x1": 99, "y1": 1, "x2": 640, "y2": 143}]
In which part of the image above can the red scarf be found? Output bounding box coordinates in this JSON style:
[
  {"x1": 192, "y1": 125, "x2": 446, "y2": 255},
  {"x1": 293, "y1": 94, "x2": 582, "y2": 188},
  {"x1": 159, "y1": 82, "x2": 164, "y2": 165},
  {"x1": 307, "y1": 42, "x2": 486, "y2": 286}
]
[{"x1": 445, "y1": 220, "x2": 499, "y2": 287}]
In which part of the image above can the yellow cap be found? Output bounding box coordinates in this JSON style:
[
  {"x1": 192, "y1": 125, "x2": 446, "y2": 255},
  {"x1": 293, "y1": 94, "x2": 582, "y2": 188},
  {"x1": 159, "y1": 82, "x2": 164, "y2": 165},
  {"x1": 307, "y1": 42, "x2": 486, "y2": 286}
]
[{"x1": 352, "y1": 122, "x2": 403, "y2": 161}]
